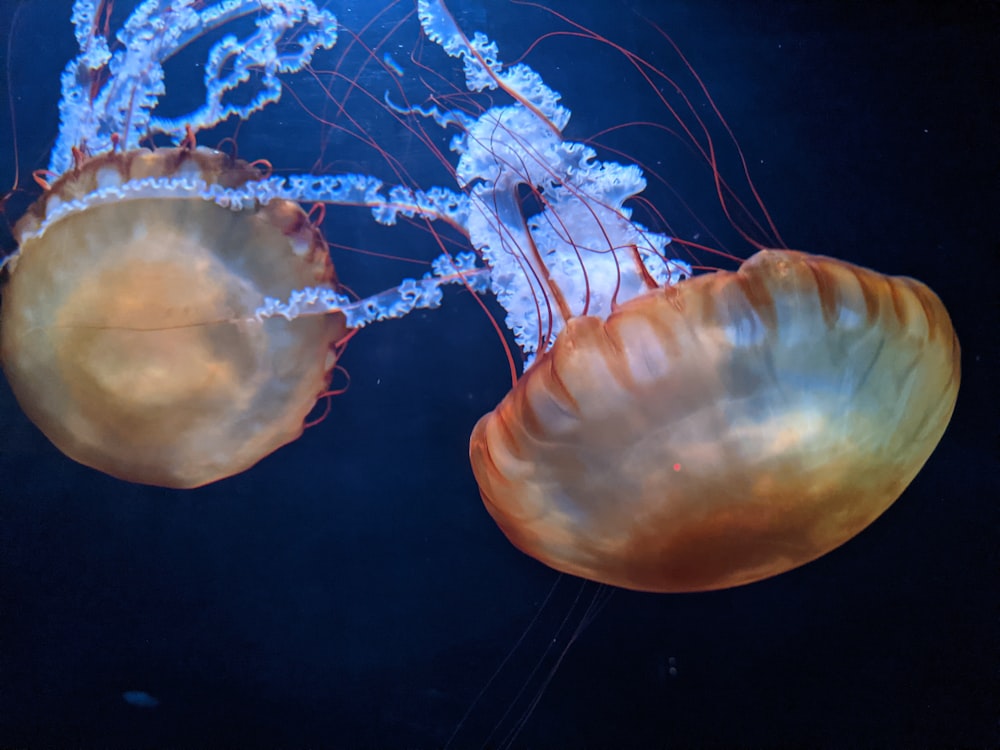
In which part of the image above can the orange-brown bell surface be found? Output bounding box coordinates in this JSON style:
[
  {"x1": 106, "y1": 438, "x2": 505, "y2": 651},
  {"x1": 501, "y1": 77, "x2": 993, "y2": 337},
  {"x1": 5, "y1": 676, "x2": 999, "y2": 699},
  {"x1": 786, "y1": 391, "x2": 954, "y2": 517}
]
[
  {"x1": 0, "y1": 148, "x2": 347, "y2": 488},
  {"x1": 469, "y1": 249, "x2": 960, "y2": 592}
]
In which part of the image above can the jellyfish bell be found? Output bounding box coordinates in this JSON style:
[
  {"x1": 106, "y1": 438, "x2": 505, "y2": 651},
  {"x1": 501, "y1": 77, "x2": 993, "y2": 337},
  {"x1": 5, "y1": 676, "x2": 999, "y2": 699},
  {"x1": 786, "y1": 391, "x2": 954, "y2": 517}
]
[
  {"x1": 469, "y1": 249, "x2": 961, "y2": 592},
  {"x1": 0, "y1": 146, "x2": 348, "y2": 488}
]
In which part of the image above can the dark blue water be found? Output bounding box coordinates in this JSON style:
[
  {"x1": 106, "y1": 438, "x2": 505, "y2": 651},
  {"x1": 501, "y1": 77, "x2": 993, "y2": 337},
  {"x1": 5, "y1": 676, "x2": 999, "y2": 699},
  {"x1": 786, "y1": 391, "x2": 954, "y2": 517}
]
[{"x1": 0, "y1": 1, "x2": 996, "y2": 747}]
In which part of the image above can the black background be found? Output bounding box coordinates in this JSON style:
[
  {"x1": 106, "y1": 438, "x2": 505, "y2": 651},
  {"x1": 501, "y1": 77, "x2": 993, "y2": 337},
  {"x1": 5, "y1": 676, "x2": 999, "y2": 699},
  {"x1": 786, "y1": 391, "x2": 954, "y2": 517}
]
[{"x1": 0, "y1": 1, "x2": 996, "y2": 747}]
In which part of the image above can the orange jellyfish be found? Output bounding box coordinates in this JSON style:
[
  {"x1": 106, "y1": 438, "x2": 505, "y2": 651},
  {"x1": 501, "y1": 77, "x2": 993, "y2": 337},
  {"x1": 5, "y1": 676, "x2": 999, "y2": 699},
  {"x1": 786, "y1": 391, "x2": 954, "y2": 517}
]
[
  {"x1": 0, "y1": 0, "x2": 478, "y2": 489},
  {"x1": 0, "y1": 147, "x2": 348, "y2": 489},
  {"x1": 407, "y1": 2, "x2": 960, "y2": 592},
  {"x1": 469, "y1": 249, "x2": 960, "y2": 592},
  {"x1": 0, "y1": 0, "x2": 348, "y2": 489}
]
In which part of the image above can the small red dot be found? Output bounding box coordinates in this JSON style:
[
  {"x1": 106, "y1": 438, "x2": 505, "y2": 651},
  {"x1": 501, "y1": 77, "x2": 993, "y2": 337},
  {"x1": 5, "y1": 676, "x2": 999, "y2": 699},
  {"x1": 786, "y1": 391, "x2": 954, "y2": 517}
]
[{"x1": 673, "y1": 463, "x2": 681, "y2": 472}]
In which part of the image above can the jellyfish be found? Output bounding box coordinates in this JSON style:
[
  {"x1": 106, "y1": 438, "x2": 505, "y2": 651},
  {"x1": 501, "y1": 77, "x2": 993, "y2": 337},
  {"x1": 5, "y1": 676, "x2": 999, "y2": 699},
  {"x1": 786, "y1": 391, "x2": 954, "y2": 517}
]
[
  {"x1": 0, "y1": 0, "x2": 485, "y2": 489},
  {"x1": 468, "y1": 248, "x2": 960, "y2": 591},
  {"x1": 1, "y1": 0, "x2": 352, "y2": 488},
  {"x1": 260, "y1": 1, "x2": 960, "y2": 590},
  {"x1": 0, "y1": 0, "x2": 959, "y2": 592},
  {"x1": 2, "y1": 146, "x2": 350, "y2": 489}
]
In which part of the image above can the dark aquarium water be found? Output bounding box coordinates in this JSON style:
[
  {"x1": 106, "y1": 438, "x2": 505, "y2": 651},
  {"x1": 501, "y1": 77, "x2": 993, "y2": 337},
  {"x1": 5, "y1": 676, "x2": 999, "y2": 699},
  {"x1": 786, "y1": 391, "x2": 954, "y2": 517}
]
[{"x1": 0, "y1": 0, "x2": 996, "y2": 747}]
